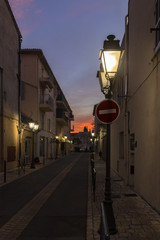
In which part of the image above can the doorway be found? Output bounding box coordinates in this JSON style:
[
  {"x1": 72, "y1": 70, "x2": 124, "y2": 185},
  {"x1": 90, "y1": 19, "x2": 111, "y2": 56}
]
[{"x1": 25, "y1": 137, "x2": 31, "y2": 164}]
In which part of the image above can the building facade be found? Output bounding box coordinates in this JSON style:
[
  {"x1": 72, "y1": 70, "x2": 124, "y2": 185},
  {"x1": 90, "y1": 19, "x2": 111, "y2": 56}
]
[
  {"x1": 56, "y1": 92, "x2": 74, "y2": 157},
  {"x1": 0, "y1": 0, "x2": 74, "y2": 174},
  {"x1": 0, "y1": 0, "x2": 22, "y2": 171},
  {"x1": 21, "y1": 49, "x2": 73, "y2": 165},
  {"x1": 71, "y1": 127, "x2": 92, "y2": 152},
  {"x1": 111, "y1": 0, "x2": 160, "y2": 212}
]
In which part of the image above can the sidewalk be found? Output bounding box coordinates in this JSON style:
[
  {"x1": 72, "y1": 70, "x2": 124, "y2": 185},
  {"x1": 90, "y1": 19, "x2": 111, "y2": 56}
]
[
  {"x1": 87, "y1": 155, "x2": 160, "y2": 240},
  {"x1": 0, "y1": 159, "x2": 55, "y2": 187}
]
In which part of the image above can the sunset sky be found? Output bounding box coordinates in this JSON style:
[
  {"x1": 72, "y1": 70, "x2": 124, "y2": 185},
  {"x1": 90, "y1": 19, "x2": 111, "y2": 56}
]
[{"x1": 8, "y1": 0, "x2": 128, "y2": 133}]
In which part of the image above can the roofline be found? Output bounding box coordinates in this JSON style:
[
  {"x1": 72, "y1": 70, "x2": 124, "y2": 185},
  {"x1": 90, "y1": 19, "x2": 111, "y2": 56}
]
[
  {"x1": 5, "y1": 0, "x2": 22, "y2": 38},
  {"x1": 21, "y1": 48, "x2": 73, "y2": 113}
]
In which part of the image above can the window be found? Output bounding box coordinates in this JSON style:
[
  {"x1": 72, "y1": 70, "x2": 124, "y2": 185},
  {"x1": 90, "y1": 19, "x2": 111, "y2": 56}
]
[
  {"x1": 47, "y1": 118, "x2": 50, "y2": 132},
  {"x1": 130, "y1": 133, "x2": 135, "y2": 155},
  {"x1": 7, "y1": 146, "x2": 16, "y2": 162},
  {"x1": 40, "y1": 112, "x2": 44, "y2": 130},
  {"x1": 119, "y1": 132, "x2": 124, "y2": 159},
  {"x1": 155, "y1": 0, "x2": 160, "y2": 46}
]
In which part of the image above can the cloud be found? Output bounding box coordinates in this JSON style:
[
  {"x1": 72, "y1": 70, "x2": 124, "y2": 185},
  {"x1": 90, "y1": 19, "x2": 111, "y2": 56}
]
[
  {"x1": 68, "y1": 1, "x2": 102, "y2": 19},
  {"x1": 77, "y1": 89, "x2": 84, "y2": 93},
  {"x1": 35, "y1": 9, "x2": 42, "y2": 14},
  {"x1": 72, "y1": 114, "x2": 94, "y2": 133},
  {"x1": 72, "y1": 121, "x2": 94, "y2": 133},
  {"x1": 8, "y1": 0, "x2": 34, "y2": 19},
  {"x1": 8, "y1": 0, "x2": 42, "y2": 36}
]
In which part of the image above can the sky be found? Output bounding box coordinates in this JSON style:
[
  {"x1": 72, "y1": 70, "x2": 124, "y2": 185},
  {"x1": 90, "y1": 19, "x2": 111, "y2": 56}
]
[{"x1": 8, "y1": 0, "x2": 128, "y2": 133}]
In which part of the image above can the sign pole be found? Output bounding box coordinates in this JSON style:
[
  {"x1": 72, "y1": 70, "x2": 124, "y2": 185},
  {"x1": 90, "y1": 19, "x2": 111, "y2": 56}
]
[
  {"x1": 95, "y1": 94, "x2": 120, "y2": 234},
  {"x1": 105, "y1": 123, "x2": 111, "y2": 201},
  {"x1": 103, "y1": 94, "x2": 117, "y2": 235}
]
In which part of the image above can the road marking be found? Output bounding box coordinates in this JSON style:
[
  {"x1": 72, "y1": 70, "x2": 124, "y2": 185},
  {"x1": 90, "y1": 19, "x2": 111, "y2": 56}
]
[
  {"x1": 99, "y1": 109, "x2": 116, "y2": 115},
  {"x1": 0, "y1": 158, "x2": 80, "y2": 240}
]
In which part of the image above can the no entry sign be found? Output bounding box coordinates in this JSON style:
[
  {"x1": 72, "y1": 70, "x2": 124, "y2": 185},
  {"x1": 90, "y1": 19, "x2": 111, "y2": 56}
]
[{"x1": 96, "y1": 99, "x2": 120, "y2": 124}]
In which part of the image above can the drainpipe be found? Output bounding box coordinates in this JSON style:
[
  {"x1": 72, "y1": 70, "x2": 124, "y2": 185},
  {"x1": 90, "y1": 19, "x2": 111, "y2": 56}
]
[
  {"x1": 0, "y1": 67, "x2": 5, "y2": 181},
  {"x1": 18, "y1": 36, "x2": 22, "y2": 174},
  {"x1": 124, "y1": 14, "x2": 130, "y2": 184}
]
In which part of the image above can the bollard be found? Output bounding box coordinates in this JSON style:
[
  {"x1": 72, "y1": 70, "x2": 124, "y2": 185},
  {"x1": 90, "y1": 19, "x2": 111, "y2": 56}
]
[
  {"x1": 92, "y1": 168, "x2": 96, "y2": 201},
  {"x1": 30, "y1": 159, "x2": 35, "y2": 168},
  {"x1": 100, "y1": 202, "x2": 110, "y2": 240},
  {"x1": 90, "y1": 152, "x2": 94, "y2": 160},
  {"x1": 90, "y1": 159, "x2": 94, "y2": 168}
]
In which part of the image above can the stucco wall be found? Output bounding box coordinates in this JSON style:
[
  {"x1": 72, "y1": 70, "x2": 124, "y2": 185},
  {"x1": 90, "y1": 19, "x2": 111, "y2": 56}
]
[
  {"x1": 0, "y1": 0, "x2": 20, "y2": 170},
  {"x1": 21, "y1": 51, "x2": 58, "y2": 162},
  {"x1": 128, "y1": 0, "x2": 160, "y2": 211}
]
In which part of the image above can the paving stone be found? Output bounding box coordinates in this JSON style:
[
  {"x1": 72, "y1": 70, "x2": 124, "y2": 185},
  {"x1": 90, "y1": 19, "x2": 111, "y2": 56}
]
[{"x1": 86, "y1": 153, "x2": 160, "y2": 240}]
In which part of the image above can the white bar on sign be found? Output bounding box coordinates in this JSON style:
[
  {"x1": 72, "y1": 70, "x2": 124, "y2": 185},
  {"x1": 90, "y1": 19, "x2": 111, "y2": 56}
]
[{"x1": 99, "y1": 109, "x2": 116, "y2": 115}]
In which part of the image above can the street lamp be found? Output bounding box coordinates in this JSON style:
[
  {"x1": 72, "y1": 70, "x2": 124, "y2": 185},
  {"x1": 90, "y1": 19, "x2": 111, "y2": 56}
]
[
  {"x1": 99, "y1": 35, "x2": 121, "y2": 79},
  {"x1": 91, "y1": 131, "x2": 96, "y2": 152},
  {"x1": 64, "y1": 135, "x2": 67, "y2": 140},
  {"x1": 55, "y1": 136, "x2": 59, "y2": 159},
  {"x1": 98, "y1": 34, "x2": 121, "y2": 235},
  {"x1": 29, "y1": 121, "x2": 39, "y2": 169},
  {"x1": 64, "y1": 135, "x2": 68, "y2": 156},
  {"x1": 91, "y1": 132, "x2": 95, "y2": 138},
  {"x1": 97, "y1": 64, "x2": 110, "y2": 95}
]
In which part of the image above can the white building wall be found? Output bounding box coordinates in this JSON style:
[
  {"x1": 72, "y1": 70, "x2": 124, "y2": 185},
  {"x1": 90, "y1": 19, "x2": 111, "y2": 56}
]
[{"x1": 125, "y1": 0, "x2": 160, "y2": 211}]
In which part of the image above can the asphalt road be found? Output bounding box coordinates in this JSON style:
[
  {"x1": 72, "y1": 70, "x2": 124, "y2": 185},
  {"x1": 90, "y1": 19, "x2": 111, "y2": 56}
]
[{"x1": 0, "y1": 152, "x2": 89, "y2": 240}]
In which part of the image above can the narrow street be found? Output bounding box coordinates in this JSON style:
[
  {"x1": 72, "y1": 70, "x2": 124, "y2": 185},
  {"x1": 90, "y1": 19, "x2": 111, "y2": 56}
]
[{"x1": 0, "y1": 152, "x2": 89, "y2": 240}]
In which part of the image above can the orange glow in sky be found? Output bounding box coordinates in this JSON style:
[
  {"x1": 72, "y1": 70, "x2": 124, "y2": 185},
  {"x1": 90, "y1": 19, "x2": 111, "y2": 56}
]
[
  {"x1": 72, "y1": 121, "x2": 94, "y2": 133},
  {"x1": 8, "y1": 0, "x2": 128, "y2": 136}
]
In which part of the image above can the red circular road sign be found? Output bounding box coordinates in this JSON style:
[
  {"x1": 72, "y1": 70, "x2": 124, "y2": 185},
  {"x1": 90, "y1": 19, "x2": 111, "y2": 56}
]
[{"x1": 96, "y1": 99, "x2": 120, "y2": 124}]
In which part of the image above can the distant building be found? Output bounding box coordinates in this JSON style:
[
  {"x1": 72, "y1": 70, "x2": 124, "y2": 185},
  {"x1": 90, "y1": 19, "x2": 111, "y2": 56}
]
[
  {"x1": 56, "y1": 89, "x2": 74, "y2": 157},
  {"x1": 93, "y1": 104, "x2": 107, "y2": 159},
  {"x1": 71, "y1": 127, "x2": 92, "y2": 151}
]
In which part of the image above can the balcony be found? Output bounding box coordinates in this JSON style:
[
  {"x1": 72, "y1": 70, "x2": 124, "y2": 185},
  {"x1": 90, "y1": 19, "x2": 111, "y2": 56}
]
[
  {"x1": 40, "y1": 77, "x2": 53, "y2": 89},
  {"x1": 40, "y1": 94, "x2": 53, "y2": 112},
  {"x1": 56, "y1": 94, "x2": 68, "y2": 110},
  {"x1": 69, "y1": 112, "x2": 74, "y2": 121},
  {"x1": 56, "y1": 110, "x2": 68, "y2": 125}
]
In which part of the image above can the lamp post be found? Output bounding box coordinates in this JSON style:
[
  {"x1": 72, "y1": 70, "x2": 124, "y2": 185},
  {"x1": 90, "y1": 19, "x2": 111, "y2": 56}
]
[
  {"x1": 64, "y1": 135, "x2": 67, "y2": 156},
  {"x1": 98, "y1": 35, "x2": 121, "y2": 234},
  {"x1": 29, "y1": 121, "x2": 39, "y2": 169},
  {"x1": 91, "y1": 131, "x2": 95, "y2": 152},
  {"x1": 55, "y1": 136, "x2": 59, "y2": 159}
]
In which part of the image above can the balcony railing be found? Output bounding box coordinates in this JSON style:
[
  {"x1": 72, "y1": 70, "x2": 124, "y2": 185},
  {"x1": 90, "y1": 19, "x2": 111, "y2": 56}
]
[
  {"x1": 40, "y1": 77, "x2": 53, "y2": 89},
  {"x1": 56, "y1": 110, "x2": 68, "y2": 125},
  {"x1": 56, "y1": 94, "x2": 68, "y2": 110},
  {"x1": 69, "y1": 112, "x2": 74, "y2": 120},
  {"x1": 40, "y1": 94, "x2": 53, "y2": 112}
]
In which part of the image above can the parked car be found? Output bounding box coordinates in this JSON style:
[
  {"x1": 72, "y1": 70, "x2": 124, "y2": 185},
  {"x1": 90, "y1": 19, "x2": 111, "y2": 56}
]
[{"x1": 80, "y1": 147, "x2": 86, "y2": 152}]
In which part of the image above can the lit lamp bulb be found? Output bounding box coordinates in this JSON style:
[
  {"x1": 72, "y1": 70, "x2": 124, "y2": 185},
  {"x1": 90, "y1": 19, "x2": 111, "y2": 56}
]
[
  {"x1": 29, "y1": 122, "x2": 35, "y2": 129},
  {"x1": 34, "y1": 124, "x2": 39, "y2": 131},
  {"x1": 105, "y1": 53, "x2": 116, "y2": 71},
  {"x1": 101, "y1": 51, "x2": 121, "y2": 78}
]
